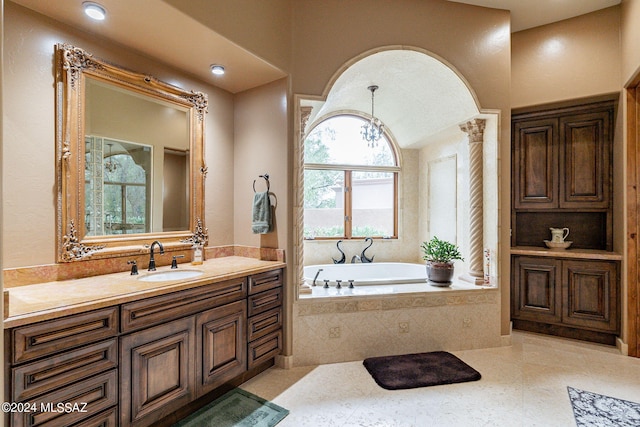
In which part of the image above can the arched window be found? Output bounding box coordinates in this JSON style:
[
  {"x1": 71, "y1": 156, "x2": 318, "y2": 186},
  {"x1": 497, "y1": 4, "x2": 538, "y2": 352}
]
[{"x1": 303, "y1": 115, "x2": 399, "y2": 239}]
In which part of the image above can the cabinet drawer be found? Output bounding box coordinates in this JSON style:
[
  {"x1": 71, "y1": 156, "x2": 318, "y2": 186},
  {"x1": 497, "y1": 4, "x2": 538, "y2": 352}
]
[
  {"x1": 12, "y1": 339, "x2": 118, "y2": 402},
  {"x1": 121, "y1": 277, "x2": 246, "y2": 332},
  {"x1": 248, "y1": 269, "x2": 283, "y2": 295},
  {"x1": 11, "y1": 369, "x2": 117, "y2": 427},
  {"x1": 247, "y1": 330, "x2": 282, "y2": 369},
  {"x1": 72, "y1": 407, "x2": 117, "y2": 427},
  {"x1": 248, "y1": 307, "x2": 282, "y2": 342},
  {"x1": 12, "y1": 308, "x2": 119, "y2": 364},
  {"x1": 247, "y1": 287, "x2": 282, "y2": 317}
]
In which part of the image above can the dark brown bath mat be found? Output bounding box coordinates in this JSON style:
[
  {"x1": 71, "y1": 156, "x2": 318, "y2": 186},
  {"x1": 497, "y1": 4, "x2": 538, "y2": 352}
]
[{"x1": 363, "y1": 351, "x2": 481, "y2": 390}]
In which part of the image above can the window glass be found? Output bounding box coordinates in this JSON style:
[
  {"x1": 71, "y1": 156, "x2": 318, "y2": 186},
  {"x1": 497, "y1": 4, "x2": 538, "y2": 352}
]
[
  {"x1": 304, "y1": 169, "x2": 344, "y2": 238},
  {"x1": 303, "y1": 114, "x2": 398, "y2": 239},
  {"x1": 305, "y1": 116, "x2": 395, "y2": 166},
  {"x1": 351, "y1": 171, "x2": 395, "y2": 237}
]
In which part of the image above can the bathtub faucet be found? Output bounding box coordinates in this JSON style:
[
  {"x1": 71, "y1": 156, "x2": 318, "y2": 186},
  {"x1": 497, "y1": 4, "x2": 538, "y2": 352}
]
[
  {"x1": 351, "y1": 255, "x2": 361, "y2": 263},
  {"x1": 312, "y1": 268, "x2": 323, "y2": 286}
]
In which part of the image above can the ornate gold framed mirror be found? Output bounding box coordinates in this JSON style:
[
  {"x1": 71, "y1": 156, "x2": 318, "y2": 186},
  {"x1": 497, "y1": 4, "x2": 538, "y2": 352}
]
[{"x1": 55, "y1": 43, "x2": 208, "y2": 262}]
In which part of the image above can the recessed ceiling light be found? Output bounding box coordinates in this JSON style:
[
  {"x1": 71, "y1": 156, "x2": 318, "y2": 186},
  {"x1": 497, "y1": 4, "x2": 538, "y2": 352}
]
[
  {"x1": 210, "y1": 65, "x2": 225, "y2": 76},
  {"x1": 83, "y1": 2, "x2": 106, "y2": 21}
]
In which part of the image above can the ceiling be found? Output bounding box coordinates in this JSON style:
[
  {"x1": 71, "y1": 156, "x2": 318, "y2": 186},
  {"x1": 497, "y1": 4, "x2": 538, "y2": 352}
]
[
  {"x1": 9, "y1": 0, "x2": 622, "y2": 148},
  {"x1": 10, "y1": 0, "x2": 286, "y2": 94},
  {"x1": 448, "y1": 0, "x2": 621, "y2": 32}
]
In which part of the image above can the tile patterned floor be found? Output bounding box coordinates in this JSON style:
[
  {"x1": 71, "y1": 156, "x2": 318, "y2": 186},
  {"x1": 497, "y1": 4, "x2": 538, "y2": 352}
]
[{"x1": 241, "y1": 331, "x2": 640, "y2": 426}]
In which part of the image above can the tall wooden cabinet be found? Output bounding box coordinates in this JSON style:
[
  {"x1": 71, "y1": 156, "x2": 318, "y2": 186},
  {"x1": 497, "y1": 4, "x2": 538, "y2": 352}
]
[{"x1": 511, "y1": 96, "x2": 620, "y2": 344}]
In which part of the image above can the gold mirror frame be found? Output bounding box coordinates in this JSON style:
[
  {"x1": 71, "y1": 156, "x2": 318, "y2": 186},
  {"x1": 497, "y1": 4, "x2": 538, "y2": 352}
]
[{"x1": 55, "y1": 43, "x2": 208, "y2": 262}]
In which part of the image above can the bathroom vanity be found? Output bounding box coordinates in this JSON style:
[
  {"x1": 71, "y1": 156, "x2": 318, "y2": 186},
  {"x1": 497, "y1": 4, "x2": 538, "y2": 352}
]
[{"x1": 3, "y1": 257, "x2": 285, "y2": 427}]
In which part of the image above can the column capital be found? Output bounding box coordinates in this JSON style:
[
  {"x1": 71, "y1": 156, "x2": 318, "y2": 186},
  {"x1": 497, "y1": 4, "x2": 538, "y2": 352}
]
[
  {"x1": 459, "y1": 118, "x2": 486, "y2": 143},
  {"x1": 300, "y1": 106, "x2": 313, "y2": 136}
]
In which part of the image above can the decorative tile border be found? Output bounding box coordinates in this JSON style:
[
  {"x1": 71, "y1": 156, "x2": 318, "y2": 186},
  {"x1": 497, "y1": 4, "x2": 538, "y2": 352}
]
[{"x1": 296, "y1": 289, "x2": 498, "y2": 316}]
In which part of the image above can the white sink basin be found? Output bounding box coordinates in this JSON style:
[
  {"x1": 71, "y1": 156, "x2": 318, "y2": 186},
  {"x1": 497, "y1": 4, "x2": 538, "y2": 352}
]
[{"x1": 138, "y1": 269, "x2": 204, "y2": 282}]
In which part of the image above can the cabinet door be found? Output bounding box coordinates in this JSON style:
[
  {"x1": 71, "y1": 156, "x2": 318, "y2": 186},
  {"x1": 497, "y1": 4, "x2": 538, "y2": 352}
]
[
  {"x1": 120, "y1": 316, "x2": 195, "y2": 427},
  {"x1": 511, "y1": 256, "x2": 562, "y2": 323},
  {"x1": 562, "y1": 260, "x2": 619, "y2": 333},
  {"x1": 559, "y1": 111, "x2": 611, "y2": 208},
  {"x1": 513, "y1": 118, "x2": 558, "y2": 209},
  {"x1": 196, "y1": 300, "x2": 247, "y2": 397}
]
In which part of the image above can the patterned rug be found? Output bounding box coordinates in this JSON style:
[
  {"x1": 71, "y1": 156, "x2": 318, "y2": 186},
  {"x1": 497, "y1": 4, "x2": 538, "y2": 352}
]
[
  {"x1": 568, "y1": 387, "x2": 640, "y2": 427},
  {"x1": 172, "y1": 388, "x2": 289, "y2": 427}
]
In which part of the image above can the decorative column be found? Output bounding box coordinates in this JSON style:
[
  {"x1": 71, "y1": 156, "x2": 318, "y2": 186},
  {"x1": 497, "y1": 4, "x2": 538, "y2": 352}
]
[
  {"x1": 298, "y1": 106, "x2": 313, "y2": 294},
  {"x1": 459, "y1": 119, "x2": 486, "y2": 285}
]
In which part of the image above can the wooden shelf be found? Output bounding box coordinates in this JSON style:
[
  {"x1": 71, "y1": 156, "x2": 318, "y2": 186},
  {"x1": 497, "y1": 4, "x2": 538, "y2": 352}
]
[{"x1": 511, "y1": 246, "x2": 622, "y2": 261}]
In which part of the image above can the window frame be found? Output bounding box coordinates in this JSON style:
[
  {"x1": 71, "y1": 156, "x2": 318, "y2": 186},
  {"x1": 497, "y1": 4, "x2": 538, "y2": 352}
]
[{"x1": 303, "y1": 114, "x2": 400, "y2": 240}]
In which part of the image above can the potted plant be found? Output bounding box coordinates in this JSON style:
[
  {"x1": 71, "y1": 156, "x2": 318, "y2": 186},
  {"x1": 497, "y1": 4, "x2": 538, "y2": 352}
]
[{"x1": 421, "y1": 236, "x2": 464, "y2": 285}]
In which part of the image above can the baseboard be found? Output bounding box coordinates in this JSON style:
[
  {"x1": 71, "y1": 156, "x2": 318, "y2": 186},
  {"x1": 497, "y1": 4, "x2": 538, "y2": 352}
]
[
  {"x1": 275, "y1": 354, "x2": 293, "y2": 369},
  {"x1": 616, "y1": 337, "x2": 629, "y2": 356},
  {"x1": 500, "y1": 334, "x2": 512, "y2": 346}
]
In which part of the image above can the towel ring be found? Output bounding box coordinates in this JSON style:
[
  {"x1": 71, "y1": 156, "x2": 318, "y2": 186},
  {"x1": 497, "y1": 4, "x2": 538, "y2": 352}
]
[{"x1": 253, "y1": 173, "x2": 270, "y2": 193}]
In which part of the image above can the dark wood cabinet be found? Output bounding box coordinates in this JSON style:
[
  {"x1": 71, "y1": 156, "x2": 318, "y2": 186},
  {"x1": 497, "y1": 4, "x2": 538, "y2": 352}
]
[
  {"x1": 513, "y1": 118, "x2": 558, "y2": 209},
  {"x1": 562, "y1": 260, "x2": 618, "y2": 332},
  {"x1": 6, "y1": 309, "x2": 119, "y2": 427},
  {"x1": 5, "y1": 267, "x2": 285, "y2": 427},
  {"x1": 247, "y1": 269, "x2": 284, "y2": 369},
  {"x1": 513, "y1": 103, "x2": 612, "y2": 211},
  {"x1": 510, "y1": 96, "x2": 620, "y2": 344},
  {"x1": 512, "y1": 257, "x2": 562, "y2": 324},
  {"x1": 12, "y1": 370, "x2": 118, "y2": 427},
  {"x1": 511, "y1": 255, "x2": 620, "y2": 344},
  {"x1": 120, "y1": 316, "x2": 196, "y2": 427},
  {"x1": 511, "y1": 98, "x2": 615, "y2": 251},
  {"x1": 559, "y1": 111, "x2": 611, "y2": 209},
  {"x1": 196, "y1": 300, "x2": 247, "y2": 397}
]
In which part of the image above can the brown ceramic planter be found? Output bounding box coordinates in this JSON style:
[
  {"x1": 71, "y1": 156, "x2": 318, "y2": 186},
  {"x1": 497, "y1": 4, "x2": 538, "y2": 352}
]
[{"x1": 426, "y1": 262, "x2": 454, "y2": 285}]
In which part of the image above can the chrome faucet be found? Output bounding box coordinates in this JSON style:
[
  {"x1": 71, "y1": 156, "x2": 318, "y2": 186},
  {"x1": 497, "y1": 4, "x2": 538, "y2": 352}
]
[
  {"x1": 148, "y1": 240, "x2": 165, "y2": 271},
  {"x1": 351, "y1": 255, "x2": 361, "y2": 263}
]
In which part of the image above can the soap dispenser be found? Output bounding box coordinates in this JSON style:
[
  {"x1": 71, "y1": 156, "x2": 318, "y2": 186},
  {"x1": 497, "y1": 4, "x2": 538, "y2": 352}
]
[{"x1": 192, "y1": 244, "x2": 203, "y2": 265}]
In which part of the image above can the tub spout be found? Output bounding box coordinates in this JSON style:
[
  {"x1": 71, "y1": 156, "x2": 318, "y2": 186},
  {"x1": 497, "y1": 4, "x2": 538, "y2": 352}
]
[
  {"x1": 312, "y1": 268, "x2": 323, "y2": 286},
  {"x1": 351, "y1": 255, "x2": 361, "y2": 263}
]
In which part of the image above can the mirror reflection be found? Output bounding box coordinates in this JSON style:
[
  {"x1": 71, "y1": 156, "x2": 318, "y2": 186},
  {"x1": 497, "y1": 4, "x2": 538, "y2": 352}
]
[{"x1": 84, "y1": 78, "x2": 190, "y2": 236}]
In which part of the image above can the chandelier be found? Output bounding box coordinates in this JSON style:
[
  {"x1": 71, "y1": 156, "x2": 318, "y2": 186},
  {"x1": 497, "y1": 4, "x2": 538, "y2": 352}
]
[
  {"x1": 360, "y1": 85, "x2": 384, "y2": 147},
  {"x1": 104, "y1": 143, "x2": 119, "y2": 173}
]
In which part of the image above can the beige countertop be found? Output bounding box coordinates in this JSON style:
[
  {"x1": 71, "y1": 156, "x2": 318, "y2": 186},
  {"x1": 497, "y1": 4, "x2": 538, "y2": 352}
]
[
  {"x1": 510, "y1": 246, "x2": 623, "y2": 261},
  {"x1": 3, "y1": 256, "x2": 285, "y2": 328}
]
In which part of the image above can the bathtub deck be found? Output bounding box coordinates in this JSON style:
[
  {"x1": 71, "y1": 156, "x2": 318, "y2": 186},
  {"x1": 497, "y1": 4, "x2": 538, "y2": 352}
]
[{"x1": 300, "y1": 277, "x2": 493, "y2": 298}]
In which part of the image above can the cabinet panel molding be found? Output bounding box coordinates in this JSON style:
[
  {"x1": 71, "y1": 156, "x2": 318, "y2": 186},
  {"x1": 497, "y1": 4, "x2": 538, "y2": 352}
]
[
  {"x1": 120, "y1": 316, "x2": 195, "y2": 427},
  {"x1": 12, "y1": 338, "x2": 118, "y2": 402},
  {"x1": 562, "y1": 260, "x2": 619, "y2": 332},
  {"x1": 248, "y1": 269, "x2": 283, "y2": 295},
  {"x1": 513, "y1": 118, "x2": 558, "y2": 209},
  {"x1": 12, "y1": 308, "x2": 118, "y2": 364},
  {"x1": 121, "y1": 277, "x2": 246, "y2": 332},
  {"x1": 248, "y1": 330, "x2": 283, "y2": 369},
  {"x1": 512, "y1": 257, "x2": 562, "y2": 323},
  {"x1": 195, "y1": 300, "x2": 247, "y2": 397},
  {"x1": 559, "y1": 111, "x2": 610, "y2": 208},
  {"x1": 11, "y1": 370, "x2": 117, "y2": 427}
]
